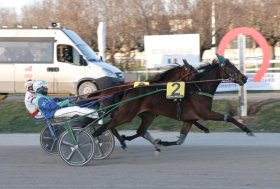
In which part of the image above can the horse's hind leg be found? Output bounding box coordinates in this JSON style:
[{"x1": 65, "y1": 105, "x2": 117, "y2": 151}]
[
  {"x1": 121, "y1": 112, "x2": 162, "y2": 152},
  {"x1": 122, "y1": 112, "x2": 156, "y2": 141},
  {"x1": 157, "y1": 122, "x2": 192, "y2": 146},
  {"x1": 111, "y1": 129, "x2": 127, "y2": 150}
]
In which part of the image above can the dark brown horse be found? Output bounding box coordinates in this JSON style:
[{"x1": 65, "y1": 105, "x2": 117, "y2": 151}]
[
  {"x1": 80, "y1": 60, "x2": 209, "y2": 149},
  {"x1": 92, "y1": 54, "x2": 253, "y2": 151}
]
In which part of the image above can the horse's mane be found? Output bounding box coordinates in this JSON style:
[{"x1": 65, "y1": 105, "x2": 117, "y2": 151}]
[
  {"x1": 148, "y1": 66, "x2": 181, "y2": 83},
  {"x1": 196, "y1": 62, "x2": 219, "y2": 79},
  {"x1": 197, "y1": 62, "x2": 212, "y2": 70}
]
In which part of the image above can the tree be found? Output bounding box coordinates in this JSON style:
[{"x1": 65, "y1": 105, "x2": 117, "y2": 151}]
[
  {"x1": 0, "y1": 7, "x2": 17, "y2": 27},
  {"x1": 255, "y1": 0, "x2": 280, "y2": 59},
  {"x1": 8, "y1": 0, "x2": 280, "y2": 70}
]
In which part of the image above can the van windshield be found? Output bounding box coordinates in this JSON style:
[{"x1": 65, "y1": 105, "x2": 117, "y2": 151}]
[
  {"x1": 63, "y1": 29, "x2": 99, "y2": 62},
  {"x1": 77, "y1": 44, "x2": 99, "y2": 62}
]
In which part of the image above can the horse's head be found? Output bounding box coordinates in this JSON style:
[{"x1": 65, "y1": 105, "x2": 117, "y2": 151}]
[{"x1": 215, "y1": 54, "x2": 247, "y2": 86}]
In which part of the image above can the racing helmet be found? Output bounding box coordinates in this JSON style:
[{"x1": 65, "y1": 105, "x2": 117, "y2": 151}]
[
  {"x1": 33, "y1": 80, "x2": 48, "y2": 94},
  {"x1": 24, "y1": 79, "x2": 34, "y2": 91}
]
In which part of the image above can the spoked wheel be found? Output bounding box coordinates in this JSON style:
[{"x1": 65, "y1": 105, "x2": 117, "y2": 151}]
[
  {"x1": 58, "y1": 128, "x2": 94, "y2": 166},
  {"x1": 85, "y1": 125, "x2": 115, "y2": 160},
  {"x1": 91, "y1": 125, "x2": 115, "y2": 160},
  {"x1": 40, "y1": 124, "x2": 65, "y2": 155}
]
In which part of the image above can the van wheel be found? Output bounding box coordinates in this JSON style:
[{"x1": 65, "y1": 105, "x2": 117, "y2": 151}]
[{"x1": 78, "y1": 82, "x2": 97, "y2": 95}]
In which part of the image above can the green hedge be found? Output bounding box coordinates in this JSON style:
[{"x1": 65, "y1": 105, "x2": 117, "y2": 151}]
[{"x1": 0, "y1": 99, "x2": 280, "y2": 133}]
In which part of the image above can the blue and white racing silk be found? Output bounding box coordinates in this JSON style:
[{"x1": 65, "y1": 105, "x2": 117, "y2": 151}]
[
  {"x1": 34, "y1": 94, "x2": 72, "y2": 119},
  {"x1": 34, "y1": 94, "x2": 98, "y2": 119}
]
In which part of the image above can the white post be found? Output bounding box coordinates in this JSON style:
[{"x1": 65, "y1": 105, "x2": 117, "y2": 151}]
[
  {"x1": 238, "y1": 34, "x2": 247, "y2": 117},
  {"x1": 97, "y1": 22, "x2": 106, "y2": 61}
]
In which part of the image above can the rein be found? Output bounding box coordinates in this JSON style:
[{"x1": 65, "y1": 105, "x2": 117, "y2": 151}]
[
  {"x1": 78, "y1": 95, "x2": 113, "y2": 107},
  {"x1": 179, "y1": 69, "x2": 198, "y2": 81},
  {"x1": 141, "y1": 78, "x2": 229, "y2": 87}
]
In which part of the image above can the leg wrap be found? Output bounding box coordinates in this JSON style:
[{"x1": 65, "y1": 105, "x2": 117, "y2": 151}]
[
  {"x1": 98, "y1": 119, "x2": 103, "y2": 125},
  {"x1": 176, "y1": 133, "x2": 187, "y2": 145},
  {"x1": 143, "y1": 132, "x2": 157, "y2": 145},
  {"x1": 224, "y1": 115, "x2": 229, "y2": 122}
]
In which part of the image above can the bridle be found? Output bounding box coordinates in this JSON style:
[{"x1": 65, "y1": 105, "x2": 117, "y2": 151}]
[
  {"x1": 220, "y1": 60, "x2": 242, "y2": 83},
  {"x1": 177, "y1": 66, "x2": 198, "y2": 81}
]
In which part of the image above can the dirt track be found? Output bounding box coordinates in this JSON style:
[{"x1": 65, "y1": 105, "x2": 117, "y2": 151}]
[{"x1": 0, "y1": 133, "x2": 280, "y2": 189}]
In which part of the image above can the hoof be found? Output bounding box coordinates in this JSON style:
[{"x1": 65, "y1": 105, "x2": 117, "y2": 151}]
[
  {"x1": 247, "y1": 132, "x2": 255, "y2": 137},
  {"x1": 154, "y1": 138, "x2": 161, "y2": 145},
  {"x1": 154, "y1": 150, "x2": 160, "y2": 156},
  {"x1": 121, "y1": 144, "x2": 127, "y2": 150},
  {"x1": 120, "y1": 139, "x2": 127, "y2": 150},
  {"x1": 204, "y1": 129, "x2": 210, "y2": 134},
  {"x1": 121, "y1": 135, "x2": 127, "y2": 140}
]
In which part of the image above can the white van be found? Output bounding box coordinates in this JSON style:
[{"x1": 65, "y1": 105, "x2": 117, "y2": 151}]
[{"x1": 0, "y1": 25, "x2": 124, "y2": 96}]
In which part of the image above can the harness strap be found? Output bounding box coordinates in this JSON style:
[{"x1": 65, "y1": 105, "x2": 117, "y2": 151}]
[
  {"x1": 194, "y1": 83, "x2": 202, "y2": 92},
  {"x1": 198, "y1": 92, "x2": 214, "y2": 98},
  {"x1": 175, "y1": 99, "x2": 182, "y2": 121}
]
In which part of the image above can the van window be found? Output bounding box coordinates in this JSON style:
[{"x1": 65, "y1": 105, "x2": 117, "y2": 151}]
[
  {"x1": 57, "y1": 44, "x2": 80, "y2": 65},
  {"x1": 57, "y1": 44, "x2": 73, "y2": 63},
  {"x1": 0, "y1": 38, "x2": 53, "y2": 63}
]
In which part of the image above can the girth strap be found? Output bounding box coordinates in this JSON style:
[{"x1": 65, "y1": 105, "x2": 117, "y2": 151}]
[
  {"x1": 198, "y1": 92, "x2": 214, "y2": 98},
  {"x1": 175, "y1": 99, "x2": 182, "y2": 121}
]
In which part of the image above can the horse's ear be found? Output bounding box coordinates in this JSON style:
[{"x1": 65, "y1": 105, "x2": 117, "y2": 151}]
[
  {"x1": 216, "y1": 53, "x2": 226, "y2": 66},
  {"x1": 182, "y1": 59, "x2": 189, "y2": 66}
]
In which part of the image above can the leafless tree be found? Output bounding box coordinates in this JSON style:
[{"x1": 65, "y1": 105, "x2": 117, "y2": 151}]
[
  {"x1": 255, "y1": 0, "x2": 280, "y2": 59},
  {"x1": 7, "y1": 0, "x2": 280, "y2": 70},
  {"x1": 0, "y1": 8, "x2": 17, "y2": 27}
]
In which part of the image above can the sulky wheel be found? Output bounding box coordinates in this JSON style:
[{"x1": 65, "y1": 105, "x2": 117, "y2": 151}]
[
  {"x1": 87, "y1": 125, "x2": 115, "y2": 160},
  {"x1": 58, "y1": 128, "x2": 94, "y2": 166},
  {"x1": 85, "y1": 125, "x2": 115, "y2": 160},
  {"x1": 40, "y1": 124, "x2": 65, "y2": 155}
]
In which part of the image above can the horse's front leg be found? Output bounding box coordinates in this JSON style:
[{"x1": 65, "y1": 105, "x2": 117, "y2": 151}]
[
  {"x1": 158, "y1": 122, "x2": 193, "y2": 146},
  {"x1": 193, "y1": 121, "x2": 210, "y2": 133},
  {"x1": 202, "y1": 111, "x2": 254, "y2": 136},
  {"x1": 225, "y1": 115, "x2": 254, "y2": 136}
]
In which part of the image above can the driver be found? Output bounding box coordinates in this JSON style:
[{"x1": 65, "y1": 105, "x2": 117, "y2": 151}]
[
  {"x1": 32, "y1": 80, "x2": 98, "y2": 120},
  {"x1": 24, "y1": 79, "x2": 43, "y2": 119}
]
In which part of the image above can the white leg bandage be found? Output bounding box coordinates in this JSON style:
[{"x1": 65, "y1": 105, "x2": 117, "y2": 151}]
[
  {"x1": 176, "y1": 133, "x2": 187, "y2": 145},
  {"x1": 224, "y1": 115, "x2": 229, "y2": 121},
  {"x1": 143, "y1": 132, "x2": 156, "y2": 145}
]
